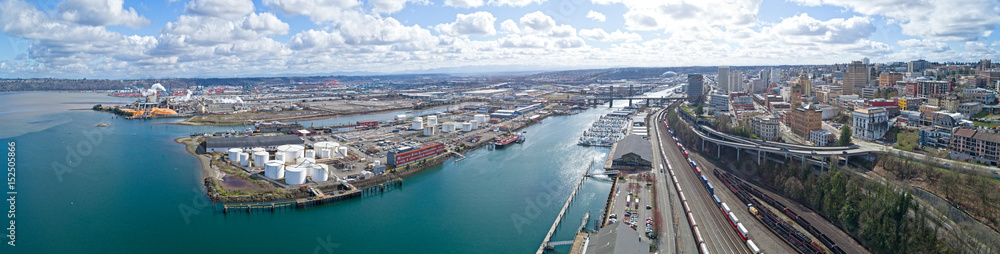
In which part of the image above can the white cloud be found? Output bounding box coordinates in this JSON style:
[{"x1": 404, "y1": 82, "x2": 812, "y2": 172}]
[
  {"x1": 897, "y1": 39, "x2": 950, "y2": 53},
  {"x1": 185, "y1": 0, "x2": 255, "y2": 19},
  {"x1": 499, "y1": 34, "x2": 548, "y2": 48},
  {"x1": 264, "y1": 0, "x2": 361, "y2": 22},
  {"x1": 370, "y1": 0, "x2": 425, "y2": 14},
  {"x1": 489, "y1": 0, "x2": 545, "y2": 7},
  {"x1": 500, "y1": 19, "x2": 520, "y2": 34},
  {"x1": 579, "y1": 28, "x2": 641, "y2": 42},
  {"x1": 57, "y1": 0, "x2": 149, "y2": 28},
  {"x1": 595, "y1": 0, "x2": 761, "y2": 35},
  {"x1": 444, "y1": 0, "x2": 484, "y2": 8},
  {"x1": 435, "y1": 12, "x2": 497, "y2": 36},
  {"x1": 765, "y1": 14, "x2": 875, "y2": 44},
  {"x1": 519, "y1": 11, "x2": 556, "y2": 34},
  {"x1": 586, "y1": 10, "x2": 606, "y2": 22},
  {"x1": 789, "y1": 0, "x2": 1000, "y2": 41}
]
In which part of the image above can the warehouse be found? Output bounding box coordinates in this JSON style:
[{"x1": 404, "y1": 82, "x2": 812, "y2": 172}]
[
  {"x1": 201, "y1": 135, "x2": 304, "y2": 153},
  {"x1": 608, "y1": 134, "x2": 652, "y2": 171}
]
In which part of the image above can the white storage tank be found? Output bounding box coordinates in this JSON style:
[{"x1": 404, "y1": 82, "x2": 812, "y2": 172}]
[
  {"x1": 312, "y1": 165, "x2": 329, "y2": 182},
  {"x1": 411, "y1": 117, "x2": 423, "y2": 130},
  {"x1": 337, "y1": 147, "x2": 348, "y2": 157},
  {"x1": 320, "y1": 149, "x2": 332, "y2": 159},
  {"x1": 275, "y1": 152, "x2": 286, "y2": 163},
  {"x1": 251, "y1": 147, "x2": 265, "y2": 153},
  {"x1": 252, "y1": 151, "x2": 268, "y2": 167},
  {"x1": 423, "y1": 125, "x2": 436, "y2": 136},
  {"x1": 304, "y1": 149, "x2": 315, "y2": 159},
  {"x1": 264, "y1": 160, "x2": 285, "y2": 179},
  {"x1": 426, "y1": 115, "x2": 438, "y2": 126},
  {"x1": 314, "y1": 142, "x2": 339, "y2": 158},
  {"x1": 299, "y1": 158, "x2": 316, "y2": 165},
  {"x1": 238, "y1": 152, "x2": 250, "y2": 166},
  {"x1": 227, "y1": 148, "x2": 242, "y2": 162},
  {"x1": 442, "y1": 122, "x2": 456, "y2": 133},
  {"x1": 474, "y1": 114, "x2": 487, "y2": 124},
  {"x1": 287, "y1": 146, "x2": 303, "y2": 161},
  {"x1": 470, "y1": 120, "x2": 479, "y2": 129},
  {"x1": 284, "y1": 166, "x2": 308, "y2": 185},
  {"x1": 462, "y1": 122, "x2": 473, "y2": 132}
]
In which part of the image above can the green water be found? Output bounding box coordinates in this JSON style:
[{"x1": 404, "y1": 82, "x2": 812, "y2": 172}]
[{"x1": 1, "y1": 92, "x2": 636, "y2": 253}]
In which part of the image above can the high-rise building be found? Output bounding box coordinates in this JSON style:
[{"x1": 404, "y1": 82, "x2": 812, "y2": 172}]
[
  {"x1": 770, "y1": 67, "x2": 780, "y2": 85},
  {"x1": 718, "y1": 66, "x2": 730, "y2": 93},
  {"x1": 729, "y1": 70, "x2": 743, "y2": 93},
  {"x1": 844, "y1": 60, "x2": 868, "y2": 95},
  {"x1": 907, "y1": 59, "x2": 931, "y2": 72},
  {"x1": 687, "y1": 74, "x2": 703, "y2": 102},
  {"x1": 863, "y1": 57, "x2": 870, "y2": 65},
  {"x1": 878, "y1": 72, "x2": 903, "y2": 87},
  {"x1": 979, "y1": 59, "x2": 992, "y2": 71},
  {"x1": 797, "y1": 74, "x2": 812, "y2": 97}
]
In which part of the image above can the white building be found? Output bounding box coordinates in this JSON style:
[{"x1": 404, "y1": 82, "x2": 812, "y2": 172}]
[
  {"x1": 750, "y1": 115, "x2": 780, "y2": 141},
  {"x1": 853, "y1": 107, "x2": 890, "y2": 141},
  {"x1": 718, "y1": 66, "x2": 730, "y2": 93},
  {"x1": 709, "y1": 93, "x2": 730, "y2": 112},
  {"x1": 810, "y1": 129, "x2": 836, "y2": 146}
]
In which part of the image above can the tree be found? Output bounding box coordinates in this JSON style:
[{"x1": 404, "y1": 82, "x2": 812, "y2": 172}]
[
  {"x1": 92, "y1": 104, "x2": 102, "y2": 110},
  {"x1": 694, "y1": 100, "x2": 704, "y2": 116},
  {"x1": 837, "y1": 126, "x2": 853, "y2": 146}
]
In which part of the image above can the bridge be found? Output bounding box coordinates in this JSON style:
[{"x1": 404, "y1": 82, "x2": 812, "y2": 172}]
[{"x1": 670, "y1": 107, "x2": 872, "y2": 168}]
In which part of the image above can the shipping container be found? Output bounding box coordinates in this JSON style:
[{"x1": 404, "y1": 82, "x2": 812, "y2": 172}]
[
  {"x1": 747, "y1": 240, "x2": 762, "y2": 254},
  {"x1": 737, "y1": 223, "x2": 749, "y2": 240}
]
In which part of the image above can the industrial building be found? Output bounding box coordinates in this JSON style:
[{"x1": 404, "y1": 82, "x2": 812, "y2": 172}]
[
  {"x1": 201, "y1": 135, "x2": 304, "y2": 153},
  {"x1": 608, "y1": 134, "x2": 652, "y2": 171},
  {"x1": 585, "y1": 222, "x2": 646, "y2": 254},
  {"x1": 386, "y1": 142, "x2": 445, "y2": 167}
]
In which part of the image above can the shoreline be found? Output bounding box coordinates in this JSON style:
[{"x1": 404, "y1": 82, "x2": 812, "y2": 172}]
[
  {"x1": 177, "y1": 112, "x2": 549, "y2": 205},
  {"x1": 165, "y1": 101, "x2": 478, "y2": 126}
]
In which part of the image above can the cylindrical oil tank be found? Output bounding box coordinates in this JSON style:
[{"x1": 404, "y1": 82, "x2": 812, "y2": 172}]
[
  {"x1": 320, "y1": 149, "x2": 332, "y2": 158},
  {"x1": 264, "y1": 160, "x2": 285, "y2": 179},
  {"x1": 252, "y1": 151, "x2": 268, "y2": 167},
  {"x1": 426, "y1": 115, "x2": 438, "y2": 126},
  {"x1": 251, "y1": 147, "x2": 265, "y2": 153},
  {"x1": 284, "y1": 166, "x2": 308, "y2": 185},
  {"x1": 228, "y1": 148, "x2": 242, "y2": 162},
  {"x1": 462, "y1": 122, "x2": 473, "y2": 132},
  {"x1": 412, "y1": 118, "x2": 423, "y2": 130},
  {"x1": 312, "y1": 165, "x2": 328, "y2": 182},
  {"x1": 470, "y1": 120, "x2": 479, "y2": 129},
  {"x1": 337, "y1": 147, "x2": 348, "y2": 156},
  {"x1": 442, "y1": 122, "x2": 456, "y2": 133},
  {"x1": 287, "y1": 147, "x2": 303, "y2": 160},
  {"x1": 304, "y1": 149, "x2": 315, "y2": 159},
  {"x1": 275, "y1": 152, "x2": 286, "y2": 163},
  {"x1": 474, "y1": 114, "x2": 487, "y2": 123},
  {"x1": 238, "y1": 152, "x2": 250, "y2": 166},
  {"x1": 276, "y1": 145, "x2": 292, "y2": 161}
]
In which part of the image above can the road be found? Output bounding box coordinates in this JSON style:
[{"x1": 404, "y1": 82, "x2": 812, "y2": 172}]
[{"x1": 652, "y1": 109, "x2": 753, "y2": 254}]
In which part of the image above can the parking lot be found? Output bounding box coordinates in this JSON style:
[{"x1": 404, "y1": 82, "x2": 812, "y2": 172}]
[{"x1": 606, "y1": 173, "x2": 658, "y2": 242}]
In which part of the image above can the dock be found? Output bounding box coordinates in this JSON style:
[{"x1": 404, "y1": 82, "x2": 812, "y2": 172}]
[
  {"x1": 537, "y1": 168, "x2": 589, "y2": 254},
  {"x1": 222, "y1": 178, "x2": 403, "y2": 213}
]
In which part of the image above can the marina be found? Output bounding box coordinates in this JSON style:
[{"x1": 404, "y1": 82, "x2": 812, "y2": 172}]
[{"x1": 578, "y1": 108, "x2": 637, "y2": 146}]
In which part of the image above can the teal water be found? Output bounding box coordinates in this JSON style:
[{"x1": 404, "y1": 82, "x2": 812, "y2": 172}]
[{"x1": 0, "y1": 92, "x2": 632, "y2": 253}]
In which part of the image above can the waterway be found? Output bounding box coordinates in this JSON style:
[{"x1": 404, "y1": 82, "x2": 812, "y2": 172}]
[{"x1": 0, "y1": 91, "x2": 670, "y2": 253}]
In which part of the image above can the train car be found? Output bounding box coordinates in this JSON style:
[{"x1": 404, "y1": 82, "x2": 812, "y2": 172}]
[
  {"x1": 737, "y1": 223, "x2": 749, "y2": 241},
  {"x1": 722, "y1": 203, "x2": 731, "y2": 214},
  {"x1": 693, "y1": 226, "x2": 704, "y2": 244},
  {"x1": 747, "y1": 240, "x2": 762, "y2": 254},
  {"x1": 712, "y1": 194, "x2": 720, "y2": 206},
  {"x1": 700, "y1": 175, "x2": 709, "y2": 185},
  {"x1": 694, "y1": 166, "x2": 701, "y2": 174},
  {"x1": 728, "y1": 212, "x2": 739, "y2": 228},
  {"x1": 683, "y1": 150, "x2": 689, "y2": 158},
  {"x1": 700, "y1": 243, "x2": 710, "y2": 254}
]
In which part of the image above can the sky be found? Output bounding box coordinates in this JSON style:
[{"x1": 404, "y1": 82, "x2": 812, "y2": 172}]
[{"x1": 0, "y1": 0, "x2": 999, "y2": 79}]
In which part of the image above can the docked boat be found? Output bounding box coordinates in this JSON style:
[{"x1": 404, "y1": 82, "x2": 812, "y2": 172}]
[
  {"x1": 578, "y1": 109, "x2": 635, "y2": 146},
  {"x1": 495, "y1": 134, "x2": 523, "y2": 149}
]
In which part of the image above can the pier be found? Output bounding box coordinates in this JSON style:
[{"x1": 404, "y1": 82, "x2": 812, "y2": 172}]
[
  {"x1": 221, "y1": 178, "x2": 403, "y2": 213},
  {"x1": 537, "y1": 167, "x2": 589, "y2": 254}
]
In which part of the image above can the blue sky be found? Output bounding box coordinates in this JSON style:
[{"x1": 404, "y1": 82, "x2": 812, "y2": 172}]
[{"x1": 0, "y1": 0, "x2": 998, "y2": 79}]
